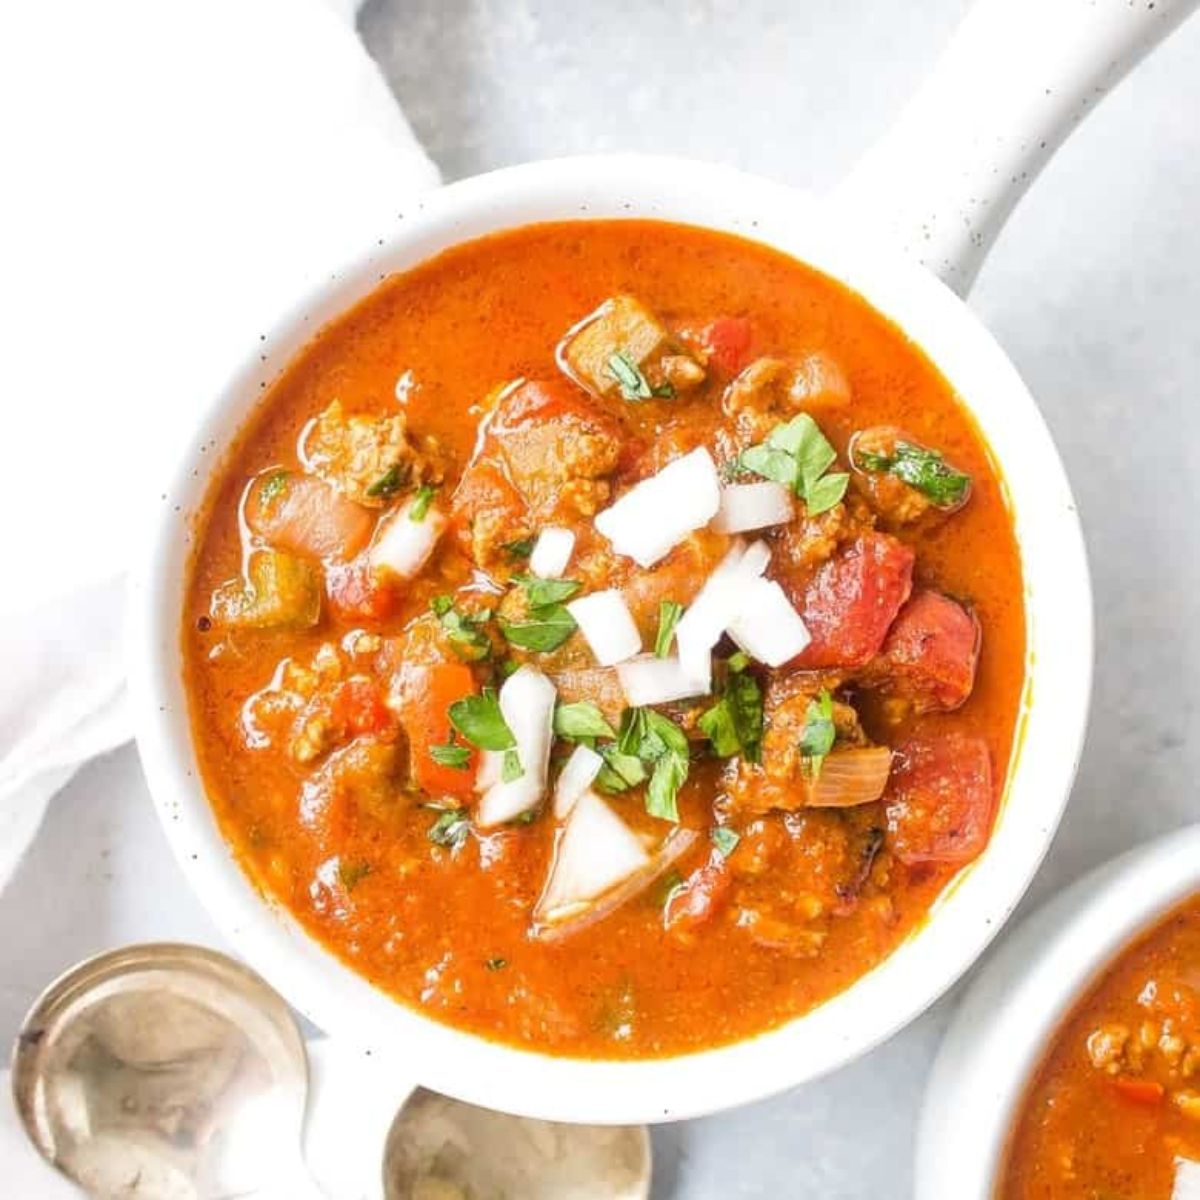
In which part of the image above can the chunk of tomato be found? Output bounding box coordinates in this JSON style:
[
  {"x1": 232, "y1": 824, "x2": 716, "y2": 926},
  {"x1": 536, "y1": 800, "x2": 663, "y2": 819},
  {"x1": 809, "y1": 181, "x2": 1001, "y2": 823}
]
[
  {"x1": 884, "y1": 735, "x2": 994, "y2": 867},
  {"x1": 663, "y1": 855, "x2": 732, "y2": 939},
  {"x1": 697, "y1": 317, "x2": 753, "y2": 375},
  {"x1": 394, "y1": 661, "x2": 479, "y2": 801},
  {"x1": 788, "y1": 532, "x2": 915, "y2": 669},
  {"x1": 864, "y1": 589, "x2": 981, "y2": 711},
  {"x1": 1110, "y1": 1076, "x2": 1165, "y2": 1106},
  {"x1": 326, "y1": 556, "x2": 397, "y2": 622},
  {"x1": 330, "y1": 678, "x2": 397, "y2": 740}
]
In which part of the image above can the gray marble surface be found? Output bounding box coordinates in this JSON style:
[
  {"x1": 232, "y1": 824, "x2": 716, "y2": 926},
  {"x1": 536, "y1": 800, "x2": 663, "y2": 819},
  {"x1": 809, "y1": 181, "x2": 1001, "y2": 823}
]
[{"x1": 3, "y1": 1, "x2": 1200, "y2": 1195}]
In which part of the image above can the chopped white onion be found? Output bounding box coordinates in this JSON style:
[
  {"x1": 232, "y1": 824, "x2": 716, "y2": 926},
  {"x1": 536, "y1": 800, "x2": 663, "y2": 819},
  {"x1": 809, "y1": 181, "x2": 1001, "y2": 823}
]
[
  {"x1": 594, "y1": 448, "x2": 721, "y2": 568},
  {"x1": 475, "y1": 749, "x2": 504, "y2": 792},
  {"x1": 711, "y1": 482, "x2": 795, "y2": 534},
  {"x1": 674, "y1": 539, "x2": 771, "y2": 679},
  {"x1": 533, "y1": 791, "x2": 650, "y2": 922},
  {"x1": 529, "y1": 526, "x2": 576, "y2": 578},
  {"x1": 476, "y1": 667, "x2": 557, "y2": 827},
  {"x1": 566, "y1": 589, "x2": 642, "y2": 666},
  {"x1": 369, "y1": 498, "x2": 446, "y2": 581},
  {"x1": 1174, "y1": 1159, "x2": 1200, "y2": 1200},
  {"x1": 727, "y1": 577, "x2": 811, "y2": 667},
  {"x1": 553, "y1": 744, "x2": 604, "y2": 819},
  {"x1": 616, "y1": 654, "x2": 711, "y2": 707}
]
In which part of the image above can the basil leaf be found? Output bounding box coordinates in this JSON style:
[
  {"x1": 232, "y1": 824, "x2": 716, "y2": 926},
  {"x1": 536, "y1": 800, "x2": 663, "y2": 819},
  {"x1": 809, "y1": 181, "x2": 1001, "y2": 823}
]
[
  {"x1": 790, "y1": 417, "x2": 838, "y2": 494},
  {"x1": 739, "y1": 443, "x2": 799, "y2": 489},
  {"x1": 804, "y1": 471, "x2": 849, "y2": 517},
  {"x1": 449, "y1": 690, "x2": 516, "y2": 751},
  {"x1": 501, "y1": 748, "x2": 524, "y2": 782},
  {"x1": 500, "y1": 604, "x2": 577, "y2": 652},
  {"x1": 427, "y1": 808, "x2": 470, "y2": 851},
  {"x1": 503, "y1": 537, "x2": 535, "y2": 560},
  {"x1": 553, "y1": 701, "x2": 616, "y2": 741},
  {"x1": 366, "y1": 463, "x2": 406, "y2": 498},
  {"x1": 798, "y1": 689, "x2": 836, "y2": 777},
  {"x1": 654, "y1": 600, "x2": 684, "y2": 658},
  {"x1": 594, "y1": 747, "x2": 648, "y2": 793},
  {"x1": 409, "y1": 483, "x2": 438, "y2": 521},
  {"x1": 429, "y1": 736, "x2": 471, "y2": 769},
  {"x1": 512, "y1": 574, "x2": 582, "y2": 608},
  {"x1": 710, "y1": 827, "x2": 740, "y2": 858},
  {"x1": 888, "y1": 441, "x2": 971, "y2": 507}
]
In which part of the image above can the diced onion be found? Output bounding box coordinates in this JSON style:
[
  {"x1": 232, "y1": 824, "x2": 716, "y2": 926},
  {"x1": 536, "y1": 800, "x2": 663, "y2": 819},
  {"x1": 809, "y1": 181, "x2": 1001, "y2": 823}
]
[
  {"x1": 805, "y1": 747, "x2": 894, "y2": 807},
  {"x1": 711, "y1": 482, "x2": 795, "y2": 534},
  {"x1": 532, "y1": 820, "x2": 698, "y2": 943},
  {"x1": 616, "y1": 654, "x2": 711, "y2": 707},
  {"x1": 476, "y1": 666, "x2": 557, "y2": 827},
  {"x1": 566, "y1": 589, "x2": 642, "y2": 666},
  {"x1": 553, "y1": 744, "x2": 603, "y2": 818},
  {"x1": 475, "y1": 750, "x2": 503, "y2": 792},
  {"x1": 674, "y1": 539, "x2": 771, "y2": 679},
  {"x1": 369, "y1": 498, "x2": 446, "y2": 581},
  {"x1": 1174, "y1": 1158, "x2": 1200, "y2": 1200},
  {"x1": 529, "y1": 526, "x2": 576, "y2": 579},
  {"x1": 594, "y1": 448, "x2": 721, "y2": 568},
  {"x1": 727, "y1": 577, "x2": 811, "y2": 667}
]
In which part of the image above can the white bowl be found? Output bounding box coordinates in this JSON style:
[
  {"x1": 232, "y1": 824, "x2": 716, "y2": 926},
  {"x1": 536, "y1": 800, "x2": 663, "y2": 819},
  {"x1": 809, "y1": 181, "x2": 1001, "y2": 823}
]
[
  {"x1": 128, "y1": 154, "x2": 1092, "y2": 1124},
  {"x1": 916, "y1": 824, "x2": 1200, "y2": 1197}
]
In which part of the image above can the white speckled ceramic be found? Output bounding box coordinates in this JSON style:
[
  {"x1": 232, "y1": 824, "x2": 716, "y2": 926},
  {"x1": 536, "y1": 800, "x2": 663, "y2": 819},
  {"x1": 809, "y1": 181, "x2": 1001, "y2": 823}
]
[
  {"x1": 128, "y1": 0, "x2": 1192, "y2": 1125},
  {"x1": 915, "y1": 824, "x2": 1200, "y2": 1198}
]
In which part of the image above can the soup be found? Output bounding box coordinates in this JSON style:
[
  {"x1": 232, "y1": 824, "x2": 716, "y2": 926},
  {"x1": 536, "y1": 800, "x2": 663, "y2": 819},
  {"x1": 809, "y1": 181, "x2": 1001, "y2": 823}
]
[
  {"x1": 183, "y1": 220, "x2": 1025, "y2": 1057},
  {"x1": 1001, "y1": 896, "x2": 1200, "y2": 1197}
]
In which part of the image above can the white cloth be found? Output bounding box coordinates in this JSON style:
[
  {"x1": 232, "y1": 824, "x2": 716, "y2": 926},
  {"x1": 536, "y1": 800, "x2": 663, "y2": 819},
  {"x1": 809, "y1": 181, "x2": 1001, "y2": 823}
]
[{"x1": 0, "y1": 0, "x2": 440, "y2": 893}]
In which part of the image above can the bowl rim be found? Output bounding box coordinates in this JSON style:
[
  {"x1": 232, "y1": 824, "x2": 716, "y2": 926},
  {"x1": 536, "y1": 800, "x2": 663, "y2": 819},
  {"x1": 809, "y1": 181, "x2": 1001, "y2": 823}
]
[
  {"x1": 127, "y1": 153, "x2": 1093, "y2": 1123},
  {"x1": 916, "y1": 823, "x2": 1200, "y2": 1197}
]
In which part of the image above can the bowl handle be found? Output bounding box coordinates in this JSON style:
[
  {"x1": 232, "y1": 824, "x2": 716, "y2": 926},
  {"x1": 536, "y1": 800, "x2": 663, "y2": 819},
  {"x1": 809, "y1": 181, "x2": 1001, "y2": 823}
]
[
  {"x1": 302, "y1": 1037, "x2": 416, "y2": 1200},
  {"x1": 831, "y1": 0, "x2": 1197, "y2": 296}
]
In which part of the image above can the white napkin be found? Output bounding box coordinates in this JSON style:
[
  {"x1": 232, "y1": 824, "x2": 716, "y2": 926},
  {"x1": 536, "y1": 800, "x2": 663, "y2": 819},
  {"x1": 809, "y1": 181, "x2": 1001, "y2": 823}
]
[{"x1": 0, "y1": 0, "x2": 440, "y2": 893}]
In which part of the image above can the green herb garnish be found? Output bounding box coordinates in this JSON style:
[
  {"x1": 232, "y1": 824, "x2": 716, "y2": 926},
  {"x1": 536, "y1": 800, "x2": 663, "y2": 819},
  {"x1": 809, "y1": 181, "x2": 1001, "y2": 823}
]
[
  {"x1": 553, "y1": 701, "x2": 616, "y2": 741},
  {"x1": 408, "y1": 483, "x2": 438, "y2": 520},
  {"x1": 594, "y1": 748, "x2": 648, "y2": 793},
  {"x1": 429, "y1": 730, "x2": 471, "y2": 769},
  {"x1": 501, "y1": 748, "x2": 524, "y2": 782},
  {"x1": 698, "y1": 669, "x2": 763, "y2": 762},
  {"x1": 503, "y1": 537, "x2": 535, "y2": 560},
  {"x1": 739, "y1": 413, "x2": 849, "y2": 516},
  {"x1": 710, "y1": 827, "x2": 740, "y2": 858},
  {"x1": 337, "y1": 860, "x2": 372, "y2": 890},
  {"x1": 798, "y1": 689, "x2": 836, "y2": 777},
  {"x1": 616, "y1": 708, "x2": 691, "y2": 823},
  {"x1": 427, "y1": 808, "x2": 470, "y2": 851},
  {"x1": 430, "y1": 596, "x2": 492, "y2": 661},
  {"x1": 499, "y1": 605, "x2": 577, "y2": 652},
  {"x1": 607, "y1": 350, "x2": 675, "y2": 402},
  {"x1": 654, "y1": 600, "x2": 684, "y2": 658},
  {"x1": 366, "y1": 462, "x2": 406, "y2": 499},
  {"x1": 448, "y1": 689, "x2": 516, "y2": 751},
  {"x1": 854, "y1": 439, "x2": 971, "y2": 508},
  {"x1": 512, "y1": 574, "x2": 582, "y2": 608}
]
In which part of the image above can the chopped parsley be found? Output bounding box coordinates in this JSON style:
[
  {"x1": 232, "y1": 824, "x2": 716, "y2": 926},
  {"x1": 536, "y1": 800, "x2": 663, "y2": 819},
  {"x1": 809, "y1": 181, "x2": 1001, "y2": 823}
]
[
  {"x1": 654, "y1": 600, "x2": 684, "y2": 658},
  {"x1": 429, "y1": 730, "x2": 471, "y2": 769},
  {"x1": 798, "y1": 689, "x2": 837, "y2": 777},
  {"x1": 616, "y1": 708, "x2": 691, "y2": 823},
  {"x1": 499, "y1": 575, "x2": 579, "y2": 653},
  {"x1": 430, "y1": 595, "x2": 492, "y2": 662},
  {"x1": 553, "y1": 701, "x2": 616, "y2": 741},
  {"x1": 854, "y1": 438, "x2": 971, "y2": 509},
  {"x1": 448, "y1": 689, "x2": 516, "y2": 751},
  {"x1": 365, "y1": 462, "x2": 406, "y2": 499},
  {"x1": 408, "y1": 483, "x2": 438, "y2": 520},
  {"x1": 427, "y1": 807, "x2": 470, "y2": 851},
  {"x1": 607, "y1": 350, "x2": 675, "y2": 402},
  {"x1": 710, "y1": 827, "x2": 741, "y2": 858},
  {"x1": 501, "y1": 748, "x2": 524, "y2": 782},
  {"x1": 503, "y1": 537, "x2": 535, "y2": 560},
  {"x1": 594, "y1": 747, "x2": 648, "y2": 793},
  {"x1": 698, "y1": 667, "x2": 763, "y2": 762},
  {"x1": 512, "y1": 574, "x2": 582, "y2": 608},
  {"x1": 739, "y1": 413, "x2": 849, "y2": 516}
]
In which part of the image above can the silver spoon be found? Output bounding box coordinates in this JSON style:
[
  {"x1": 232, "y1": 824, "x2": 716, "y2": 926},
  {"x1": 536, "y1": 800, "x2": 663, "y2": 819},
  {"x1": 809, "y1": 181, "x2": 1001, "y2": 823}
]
[{"x1": 12, "y1": 943, "x2": 652, "y2": 1200}]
